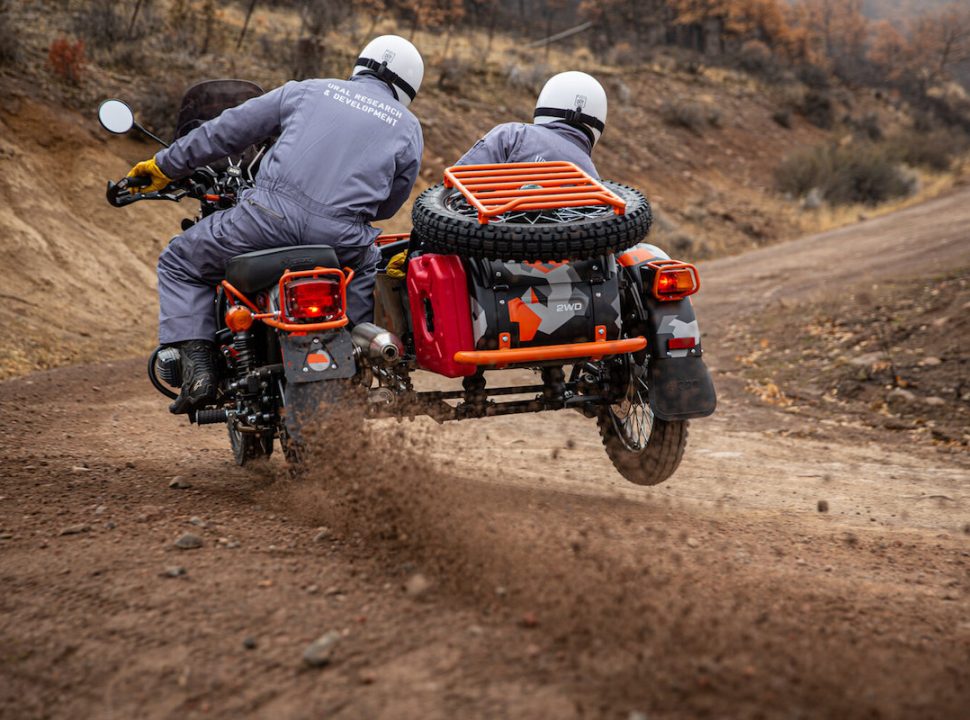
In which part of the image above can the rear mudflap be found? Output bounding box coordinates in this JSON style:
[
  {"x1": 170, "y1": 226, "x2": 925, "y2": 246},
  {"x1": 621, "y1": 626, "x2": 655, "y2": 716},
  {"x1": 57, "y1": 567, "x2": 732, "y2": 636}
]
[
  {"x1": 279, "y1": 330, "x2": 356, "y2": 384},
  {"x1": 648, "y1": 356, "x2": 717, "y2": 421}
]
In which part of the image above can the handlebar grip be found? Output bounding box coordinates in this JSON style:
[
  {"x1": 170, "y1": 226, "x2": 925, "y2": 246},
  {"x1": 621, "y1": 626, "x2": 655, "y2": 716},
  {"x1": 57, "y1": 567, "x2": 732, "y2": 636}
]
[
  {"x1": 106, "y1": 176, "x2": 188, "y2": 208},
  {"x1": 106, "y1": 176, "x2": 153, "y2": 207},
  {"x1": 106, "y1": 178, "x2": 139, "y2": 207},
  {"x1": 106, "y1": 180, "x2": 127, "y2": 207}
]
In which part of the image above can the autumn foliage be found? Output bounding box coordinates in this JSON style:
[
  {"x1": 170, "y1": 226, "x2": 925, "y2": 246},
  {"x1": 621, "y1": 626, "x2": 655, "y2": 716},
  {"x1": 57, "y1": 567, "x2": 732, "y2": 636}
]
[
  {"x1": 47, "y1": 36, "x2": 85, "y2": 85},
  {"x1": 382, "y1": 0, "x2": 969, "y2": 97}
]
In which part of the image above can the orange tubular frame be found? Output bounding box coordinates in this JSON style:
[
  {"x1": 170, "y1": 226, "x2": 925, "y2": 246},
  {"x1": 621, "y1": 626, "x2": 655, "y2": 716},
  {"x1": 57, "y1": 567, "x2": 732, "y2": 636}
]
[
  {"x1": 444, "y1": 161, "x2": 627, "y2": 224},
  {"x1": 221, "y1": 266, "x2": 355, "y2": 333},
  {"x1": 454, "y1": 337, "x2": 647, "y2": 366},
  {"x1": 376, "y1": 232, "x2": 410, "y2": 246}
]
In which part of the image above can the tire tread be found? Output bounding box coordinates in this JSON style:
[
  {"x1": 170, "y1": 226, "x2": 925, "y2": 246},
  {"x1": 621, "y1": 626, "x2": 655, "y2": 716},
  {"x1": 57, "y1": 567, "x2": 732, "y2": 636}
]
[
  {"x1": 411, "y1": 181, "x2": 653, "y2": 261},
  {"x1": 597, "y1": 415, "x2": 689, "y2": 486}
]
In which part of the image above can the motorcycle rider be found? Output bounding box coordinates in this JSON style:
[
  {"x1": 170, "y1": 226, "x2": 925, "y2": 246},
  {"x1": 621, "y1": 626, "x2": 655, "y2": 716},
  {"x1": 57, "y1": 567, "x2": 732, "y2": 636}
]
[
  {"x1": 454, "y1": 70, "x2": 606, "y2": 177},
  {"x1": 126, "y1": 36, "x2": 424, "y2": 414}
]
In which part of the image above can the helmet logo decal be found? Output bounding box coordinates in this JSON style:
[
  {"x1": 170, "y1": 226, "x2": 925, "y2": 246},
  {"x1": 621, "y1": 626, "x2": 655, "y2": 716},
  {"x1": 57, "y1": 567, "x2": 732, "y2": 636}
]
[
  {"x1": 382, "y1": 49, "x2": 396, "y2": 63},
  {"x1": 574, "y1": 94, "x2": 587, "y2": 109}
]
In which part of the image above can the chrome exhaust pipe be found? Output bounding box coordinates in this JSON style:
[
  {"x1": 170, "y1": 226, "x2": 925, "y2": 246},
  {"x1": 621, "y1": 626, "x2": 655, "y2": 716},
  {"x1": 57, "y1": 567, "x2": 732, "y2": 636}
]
[{"x1": 351, "y1": 323, "x2": 404, "y2": 365}]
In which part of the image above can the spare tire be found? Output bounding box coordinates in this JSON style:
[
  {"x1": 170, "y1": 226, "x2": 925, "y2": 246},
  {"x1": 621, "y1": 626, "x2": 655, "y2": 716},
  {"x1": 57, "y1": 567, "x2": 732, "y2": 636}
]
[{"x1": 411, "y1": 180, "x2": 652, "y2": 261}]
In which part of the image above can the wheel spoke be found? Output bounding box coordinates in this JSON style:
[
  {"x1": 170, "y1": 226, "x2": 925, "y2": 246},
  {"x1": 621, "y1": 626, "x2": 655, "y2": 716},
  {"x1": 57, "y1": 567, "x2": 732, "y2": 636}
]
[
  {"x1": 445, "y1": 192, "x2": 614, "y2": 225},
  {"x1": 608, "y1": 356, "x2": 654, "y2": 453}
]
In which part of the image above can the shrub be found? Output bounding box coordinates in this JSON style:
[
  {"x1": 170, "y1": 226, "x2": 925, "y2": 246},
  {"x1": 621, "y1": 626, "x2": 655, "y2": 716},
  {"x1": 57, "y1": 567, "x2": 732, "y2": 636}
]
[
  {"x1": 889, "y1": 129, "x2": 969, "y2": 171},
  {"x1": 661, "y1": 99, "x2": 715, "y2": 135},
  {"x1": 772, "y1": 109, "x2": 792, "y2": 128},
  {"x1": 606, "y1": 41, "x2": 639, "y2": 66},
  {"x1": 136, "y1": 81, "x2": 186, "y2": 143},
  {"x1": 0, "y1": 0, "x2": 19, "y2": 65},
  {"x1": 667, "y1": 232, "x2": 709, "y2": 260},
  {"x1": 506, "y1": 62, "x2": 550, "y2": 94},
  {"x1": 106, "y1": 43, "x2": 151, "y2": 74},
  {"x1": 437, "y1": 58, "x2": 472, "y2": 93},
  {"x1": 737, "y1": 40, "x2": 784, "y2": 82},
  {"x1": 292, "y1": 36, "x2": 323, "y2": 80},
  {"x1": 798, "y1": 63, "x2": 830, "y2": 90},
  {"x1": 48, "y1": 37, "x2": 86, "y2": 85},
  {"x1": 854, "y1": 112, "x2": 883, "y2": 141},
  {"x1": 801, "y1": 89, "x2": 834, "y2": 129},
  {"x1": 71, "y1": 0, "x2": 125, "y2": 50},
  {"x1": 775, "y1": 143, "x2": 912, "y2": 206}
]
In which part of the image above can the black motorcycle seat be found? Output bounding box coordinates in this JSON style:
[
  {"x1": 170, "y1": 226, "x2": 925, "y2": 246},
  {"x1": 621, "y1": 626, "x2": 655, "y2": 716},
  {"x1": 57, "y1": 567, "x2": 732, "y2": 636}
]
[{"x1": 225, "y1": 245, "x2": 340, "y2": 294}]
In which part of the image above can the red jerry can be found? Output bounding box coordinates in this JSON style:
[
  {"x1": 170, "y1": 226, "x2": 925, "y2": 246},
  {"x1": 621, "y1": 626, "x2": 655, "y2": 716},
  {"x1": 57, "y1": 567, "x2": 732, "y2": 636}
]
[{"x1": 406, "y1": 254, "x2": 476, "y2": 378}]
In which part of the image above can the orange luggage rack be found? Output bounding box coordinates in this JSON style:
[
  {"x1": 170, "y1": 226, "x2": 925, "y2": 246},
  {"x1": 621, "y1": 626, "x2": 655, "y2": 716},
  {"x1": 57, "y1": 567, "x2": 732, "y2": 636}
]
[{"x1": 443, "y1": 161, "x2": 626, "y2": 224}]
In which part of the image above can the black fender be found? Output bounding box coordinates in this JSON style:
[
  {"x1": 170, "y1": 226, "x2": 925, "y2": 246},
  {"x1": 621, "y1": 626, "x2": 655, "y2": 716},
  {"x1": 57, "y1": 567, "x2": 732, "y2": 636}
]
[{"x1": 617, "y1": 244, "x2": 717, "y2": 421}]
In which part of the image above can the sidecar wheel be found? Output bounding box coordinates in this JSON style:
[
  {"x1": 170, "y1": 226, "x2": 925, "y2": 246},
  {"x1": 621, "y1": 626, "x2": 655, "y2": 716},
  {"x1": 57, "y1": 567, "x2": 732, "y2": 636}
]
[{"x1": 597, "y1": 358, "x2": 688, "y2": 486}]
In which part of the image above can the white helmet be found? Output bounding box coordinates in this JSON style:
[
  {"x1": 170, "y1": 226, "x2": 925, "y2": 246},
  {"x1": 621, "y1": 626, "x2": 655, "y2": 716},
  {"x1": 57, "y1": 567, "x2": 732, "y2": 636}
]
[
  {"x1": 534, "y1": 71, "x2": 608, "y2": 145},
  {"x1": 352, "y1": 35, "x2": 424, "y2": 107}
]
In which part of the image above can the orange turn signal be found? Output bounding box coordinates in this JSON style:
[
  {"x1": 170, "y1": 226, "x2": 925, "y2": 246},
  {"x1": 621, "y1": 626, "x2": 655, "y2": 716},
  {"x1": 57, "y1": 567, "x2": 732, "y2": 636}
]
[
  {"x1": 648, "y1": 260, "x2": 699, "y2": 301},
  {"x1": 225, "y1": 305, "x2": 254, "y2": 332}
]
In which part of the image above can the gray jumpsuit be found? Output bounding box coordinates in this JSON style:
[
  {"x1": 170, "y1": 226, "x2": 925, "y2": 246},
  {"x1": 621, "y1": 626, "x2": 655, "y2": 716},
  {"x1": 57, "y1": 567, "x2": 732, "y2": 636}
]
[
  {"x1": 154, "y1": 74, "x2": 423, "y2": 344},
  {"x1": 455, "y1": 121, "x2": 599, "y2": 178}
]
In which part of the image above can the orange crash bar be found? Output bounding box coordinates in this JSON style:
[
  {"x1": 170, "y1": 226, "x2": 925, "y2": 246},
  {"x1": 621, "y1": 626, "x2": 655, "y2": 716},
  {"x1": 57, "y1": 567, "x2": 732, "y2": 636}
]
[{"x1": 454, "y1": 337, "x2": 647, "y2": 365}]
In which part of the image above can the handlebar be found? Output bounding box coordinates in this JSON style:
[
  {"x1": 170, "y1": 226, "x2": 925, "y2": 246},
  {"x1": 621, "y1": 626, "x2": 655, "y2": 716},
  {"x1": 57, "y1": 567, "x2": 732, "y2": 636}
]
[
  {"x1": 105, "y1": 176, "x2": 191, "y2": 208},
  {"x1": 105, "y1": 164, "x2": 246, "y2": 209}
]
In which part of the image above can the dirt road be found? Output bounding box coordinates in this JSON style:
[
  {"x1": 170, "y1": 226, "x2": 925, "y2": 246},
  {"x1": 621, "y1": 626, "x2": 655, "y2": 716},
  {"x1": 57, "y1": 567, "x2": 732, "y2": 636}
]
[{"x1": 1, "y1": 192, "x2": 968, "y2": 719}]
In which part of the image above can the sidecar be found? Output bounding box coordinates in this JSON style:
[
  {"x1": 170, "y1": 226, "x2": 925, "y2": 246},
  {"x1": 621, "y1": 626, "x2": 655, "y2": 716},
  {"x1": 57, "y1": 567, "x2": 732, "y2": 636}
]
[{"x1": 363, "y1": 162, "x2": 716, "y2": 486}]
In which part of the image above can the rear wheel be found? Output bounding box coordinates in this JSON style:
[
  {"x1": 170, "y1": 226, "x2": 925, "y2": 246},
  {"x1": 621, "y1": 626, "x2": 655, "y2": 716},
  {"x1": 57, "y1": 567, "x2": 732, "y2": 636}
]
[
  {"x1": 597, "y1": 358, "x2": 688, "y2": 486},
  {"x1": 228, "y1": 423, "x2": 274, "y2": 466},
  {"x1": 281, "y1": 380, "x2": 362, "y2": 464}
]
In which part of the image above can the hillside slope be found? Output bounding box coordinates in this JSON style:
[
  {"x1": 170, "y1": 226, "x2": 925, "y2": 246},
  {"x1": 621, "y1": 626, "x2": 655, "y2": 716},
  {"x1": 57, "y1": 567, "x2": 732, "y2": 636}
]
[
  {"x1": 0, "y1": 95, "x2": 185, "y2": 377},
  {"x1": 0, "y1": 0, "x2": 965, "y2": 377}
]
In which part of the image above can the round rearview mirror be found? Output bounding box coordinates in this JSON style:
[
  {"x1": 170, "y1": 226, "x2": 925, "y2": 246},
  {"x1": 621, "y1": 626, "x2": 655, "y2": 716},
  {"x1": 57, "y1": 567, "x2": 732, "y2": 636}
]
[{"x1": 98, "y1": 99, "x2": 135, "y2": 135}]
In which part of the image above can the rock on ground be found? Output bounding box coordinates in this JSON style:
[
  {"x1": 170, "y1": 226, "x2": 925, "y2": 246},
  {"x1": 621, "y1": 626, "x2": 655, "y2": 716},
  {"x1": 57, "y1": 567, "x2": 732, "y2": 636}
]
[
  {"x1": 174, "y1": 533, "x2": 203, "y2": 550},
  {"x1": 303, "y1": 631, "x2": 341, "y2": 667}
]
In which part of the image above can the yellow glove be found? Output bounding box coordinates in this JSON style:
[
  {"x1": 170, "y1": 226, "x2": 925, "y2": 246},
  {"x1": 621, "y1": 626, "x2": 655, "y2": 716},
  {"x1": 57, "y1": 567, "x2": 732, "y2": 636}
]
[
  {"x1": 126, "y1": 156, "x2": 171, "y2": 194},
  {"x1": 386, "y1": 250, "x2": 408, "y2": 279}
]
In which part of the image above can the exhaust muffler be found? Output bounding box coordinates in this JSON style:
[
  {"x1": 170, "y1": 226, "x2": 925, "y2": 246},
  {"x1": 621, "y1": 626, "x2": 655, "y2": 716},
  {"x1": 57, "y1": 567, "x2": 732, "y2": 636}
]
[{"x1": 351, "y1": 322, "x2": 404, "y2": 365}]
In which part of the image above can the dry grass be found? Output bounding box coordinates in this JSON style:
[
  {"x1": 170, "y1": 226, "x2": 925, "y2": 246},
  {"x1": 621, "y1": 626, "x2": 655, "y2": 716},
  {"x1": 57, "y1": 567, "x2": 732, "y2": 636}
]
[
  {"x1": 788, "y1": 160, "x2": 969, "y2": 237},
  {"x1": 775, "y1": 142, "x2": 914, "y2": 206},
  {"x1": 660, "y1": 99, "x2": 718, "y2": 134}
]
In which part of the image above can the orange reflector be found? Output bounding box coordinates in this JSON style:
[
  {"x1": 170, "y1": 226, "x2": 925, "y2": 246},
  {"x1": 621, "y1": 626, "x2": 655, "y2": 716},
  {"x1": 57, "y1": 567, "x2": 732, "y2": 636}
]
[
  {"x1": 225, "y1": 305, "x2": 254, "y2": 332},
  {"x1": 648, "y1": 260, "x2": 700, "y2": 301}
]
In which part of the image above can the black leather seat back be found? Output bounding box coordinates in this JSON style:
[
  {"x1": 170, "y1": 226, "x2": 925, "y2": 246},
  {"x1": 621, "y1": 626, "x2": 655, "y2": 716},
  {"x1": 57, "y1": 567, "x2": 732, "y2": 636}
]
[{"x1": 225, "y1": 245, "x2": 340, "y2": 294}]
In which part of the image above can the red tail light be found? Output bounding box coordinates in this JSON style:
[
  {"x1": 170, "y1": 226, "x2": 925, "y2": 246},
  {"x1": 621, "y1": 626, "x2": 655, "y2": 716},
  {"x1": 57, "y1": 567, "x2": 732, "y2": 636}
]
[
  {"x1": 647, "y1": 260, "x2": 700, "y2": 301},
  {"x1": 284, "y1": 278, "x2": 342, "y2": 321},
  {"x1": 667, "y1": 336, "x2": 697, "y2": 351}
]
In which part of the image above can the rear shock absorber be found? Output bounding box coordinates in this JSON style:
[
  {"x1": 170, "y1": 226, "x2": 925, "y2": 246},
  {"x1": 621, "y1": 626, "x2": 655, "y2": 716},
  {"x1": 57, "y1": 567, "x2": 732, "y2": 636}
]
[{"x1": 233, "y1": 331, "x2": 255, "y2": 376}]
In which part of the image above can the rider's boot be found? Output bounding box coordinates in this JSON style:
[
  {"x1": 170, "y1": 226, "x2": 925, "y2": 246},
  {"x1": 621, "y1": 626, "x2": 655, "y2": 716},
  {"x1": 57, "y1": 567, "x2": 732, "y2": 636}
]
[{"x1": 169, "y1": 340, "x2": 218, "y2": 415}]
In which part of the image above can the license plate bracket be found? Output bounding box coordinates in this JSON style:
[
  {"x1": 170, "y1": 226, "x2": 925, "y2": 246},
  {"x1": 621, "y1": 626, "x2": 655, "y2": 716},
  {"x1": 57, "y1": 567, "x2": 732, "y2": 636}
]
[{"x1": 279, "y1": 330, "x2": 356, "y2": 384}]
